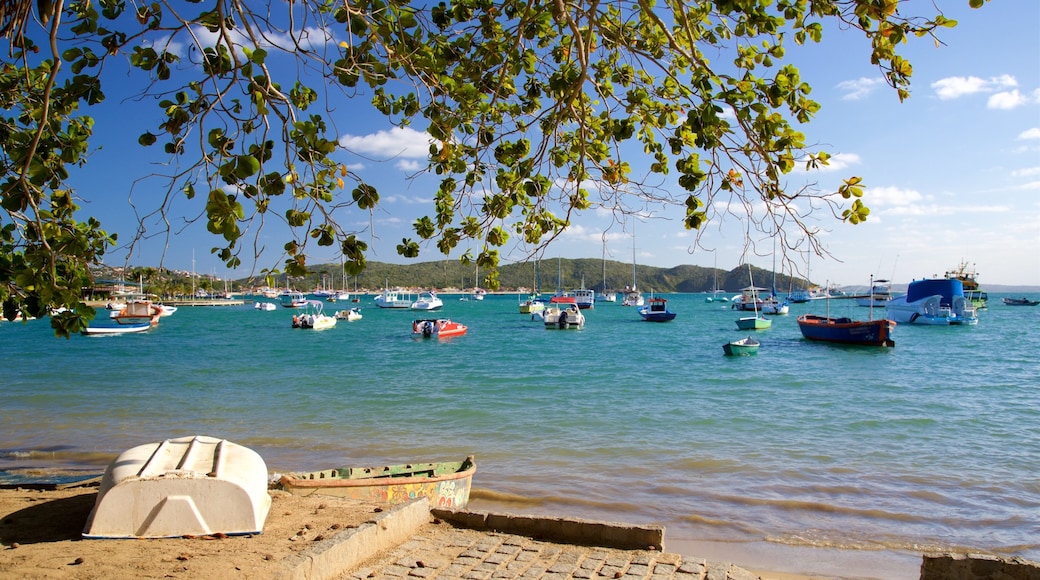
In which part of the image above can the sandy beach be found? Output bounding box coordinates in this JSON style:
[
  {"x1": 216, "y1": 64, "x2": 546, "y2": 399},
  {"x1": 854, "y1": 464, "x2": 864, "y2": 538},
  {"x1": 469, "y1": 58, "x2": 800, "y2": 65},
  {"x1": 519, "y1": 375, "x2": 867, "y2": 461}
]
[{"x1": 0, "y1": 483, "x2": 826, "y2": 580}]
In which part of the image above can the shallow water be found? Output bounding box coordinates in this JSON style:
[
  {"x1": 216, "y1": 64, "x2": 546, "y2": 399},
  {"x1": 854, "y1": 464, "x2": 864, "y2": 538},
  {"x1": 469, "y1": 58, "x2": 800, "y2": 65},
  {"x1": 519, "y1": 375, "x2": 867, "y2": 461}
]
[{"x1": 3, "y1": 292, "x2": 1038, "y2": 578}]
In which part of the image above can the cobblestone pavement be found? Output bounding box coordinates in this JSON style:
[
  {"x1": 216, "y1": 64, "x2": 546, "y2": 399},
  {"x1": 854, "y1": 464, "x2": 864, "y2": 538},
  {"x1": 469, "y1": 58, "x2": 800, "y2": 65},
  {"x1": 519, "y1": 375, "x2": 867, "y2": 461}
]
[{"x1": 343, "y1": 524, "x2": 760, "y2": 580}]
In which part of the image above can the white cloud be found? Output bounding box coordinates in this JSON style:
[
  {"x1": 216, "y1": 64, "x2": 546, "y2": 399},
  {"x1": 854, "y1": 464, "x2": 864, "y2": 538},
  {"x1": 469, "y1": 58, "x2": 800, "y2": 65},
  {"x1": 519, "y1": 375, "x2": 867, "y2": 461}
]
[
  {"x1": 1018, "y1": 128, "x2": 1040, "y2": 140},
  {"x1": 339, "y1": 127, "x2": 432, "y2": 159},
  {"x1": 865, "y1": 185, "x2": 925, "y2": 207},
  {"x1": 988, "y1": 90, "x2": 1029, "y2": 110},
  {"x1": 931, "y1": 75, "x2": 1018, "y2": 100},
  {"x1": 396, "y1": 160, "x2": 423, "y2": 172},
  {"x1": 836, "y1": 78, "x2": 884, "y2": 100},
  {"x1": 820, "y1": 152, "x2": 861, "y2": 172},
  {"x1": 1012, "y1": 166, "x2": 1040, "y2": 177}
]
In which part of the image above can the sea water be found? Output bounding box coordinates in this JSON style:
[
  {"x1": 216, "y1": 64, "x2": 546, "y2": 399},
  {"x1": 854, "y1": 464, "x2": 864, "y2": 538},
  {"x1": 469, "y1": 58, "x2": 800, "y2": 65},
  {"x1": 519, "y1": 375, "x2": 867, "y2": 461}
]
[{"x1": 3, "y1": 293, "x2": 1038, "y2": 578}]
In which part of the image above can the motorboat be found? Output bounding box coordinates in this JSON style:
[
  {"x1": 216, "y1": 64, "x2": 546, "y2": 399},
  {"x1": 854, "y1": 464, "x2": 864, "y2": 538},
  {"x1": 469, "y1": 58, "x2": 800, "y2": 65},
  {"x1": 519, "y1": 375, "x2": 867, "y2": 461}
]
[
  {"x1": 621, "y1": 286, "x2": 644, "y2": 307},
  {"x1": 730, "y1": 286, "x2": 769, "y2": 312},
  {"x1": 471, "y1": 288, "x2": 486, "y2": 301},
  {"x1": 885, "y1": 278, "x2": 978, "y2": 325},
  {"x1": 374, "y1": 281, "x2": 412, "y2": 308},
  {"x1": 797, "y1": 314, "x2": 896, "y2": 347},
  {"x1": 1002, "y1": 297, "x2": 1039, "y2": 306},
  {"x1": 574, "y1": 286, "x2": 595, "y2": 310},
  {"x1": 279, "y1": 456, "x2": 475, "y2": 509},
  {"x1": 518, "y1": 295, "x2": 546, "y2": 314},
  {"x1": 410, "y1": 291, "x2": 444, "y2": 311},
  {"x1": 158, "y1": 304, "x2": 177, "y2": 316},
  {"x1": 855, "y1": 279, "x2": 897, "y2": 307},
  {"x1": 335, "y1": 307, "x2": 363, "y2": 321},
  {"x1": 638, "y1": 296, "x2": 676, "y2": 322},
  {"x1": 411, "y1": 318, "x2": 467, "y2": 339},
  {"x1": 292, "y1": 301, "x2": 337, "y2": 330},
  {"x1": 542, "y1": 296, "x2": 585, "y2": 329},
  {"x1": 760, "y1": 296, "x2": 789, "y2": 315},
  {"x1": 279, "y1": 291, "x2": 308, "y2": 308},
  {"x1": 722, "y1": 336, "x2": 760, "y2": 356},
  {"x1": 254, "y1": 301, "x2": 276, "y2": 311},
  {"x1": 327, "y1": 291, "x2": 351, "y2": 302}
]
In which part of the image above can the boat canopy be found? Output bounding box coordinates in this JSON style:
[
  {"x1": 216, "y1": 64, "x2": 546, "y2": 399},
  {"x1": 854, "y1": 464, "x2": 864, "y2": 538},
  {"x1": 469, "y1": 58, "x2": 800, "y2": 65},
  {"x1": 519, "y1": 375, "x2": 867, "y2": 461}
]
[{"x1": 906, "y1": 279, "x2": 964, "y2": 305}]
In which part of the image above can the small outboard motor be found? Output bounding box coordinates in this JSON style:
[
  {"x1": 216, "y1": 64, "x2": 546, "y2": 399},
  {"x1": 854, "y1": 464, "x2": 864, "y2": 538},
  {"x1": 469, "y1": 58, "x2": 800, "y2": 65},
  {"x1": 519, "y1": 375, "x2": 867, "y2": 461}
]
[
  {"x1": 422, "y1": 321, "x2": 434, "y2": 338},
  {"x1": 558, "y1": 311, "x2": 567, "y2": 329}
]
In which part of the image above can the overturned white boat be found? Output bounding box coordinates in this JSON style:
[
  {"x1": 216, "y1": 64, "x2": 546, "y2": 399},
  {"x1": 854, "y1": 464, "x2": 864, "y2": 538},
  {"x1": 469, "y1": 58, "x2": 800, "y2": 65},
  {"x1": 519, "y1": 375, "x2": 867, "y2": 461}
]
[{"x1": 83, "y1": 435, "x2": 271, "y2": 539}]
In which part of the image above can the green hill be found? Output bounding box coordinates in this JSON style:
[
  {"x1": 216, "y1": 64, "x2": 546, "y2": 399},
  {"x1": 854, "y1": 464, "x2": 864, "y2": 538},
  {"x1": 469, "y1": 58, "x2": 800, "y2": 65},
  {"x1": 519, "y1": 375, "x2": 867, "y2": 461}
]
[{"x1": 285, "y1": 258, "x2": 807, "y2": 295}]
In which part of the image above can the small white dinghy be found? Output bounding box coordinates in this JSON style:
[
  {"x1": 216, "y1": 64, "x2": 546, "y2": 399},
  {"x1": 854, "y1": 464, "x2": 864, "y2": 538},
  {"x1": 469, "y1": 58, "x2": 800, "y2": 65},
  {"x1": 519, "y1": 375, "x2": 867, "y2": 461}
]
[{"x1": 83, "y1": 435, "x2": 271, "y2": 539}]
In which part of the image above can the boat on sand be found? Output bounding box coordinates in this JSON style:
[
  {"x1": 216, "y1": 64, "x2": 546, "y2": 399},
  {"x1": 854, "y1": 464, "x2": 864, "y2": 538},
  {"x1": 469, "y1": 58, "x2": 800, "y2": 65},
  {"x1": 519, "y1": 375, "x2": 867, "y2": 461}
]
[{"x1": 279, "y1": 456, "x2": 475, "y2": 509}]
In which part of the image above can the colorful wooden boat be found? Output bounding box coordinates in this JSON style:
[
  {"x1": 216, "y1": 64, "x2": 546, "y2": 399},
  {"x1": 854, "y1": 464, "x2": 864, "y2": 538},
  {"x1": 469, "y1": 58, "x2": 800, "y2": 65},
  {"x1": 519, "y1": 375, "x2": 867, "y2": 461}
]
[
  {"x1": 279, "y1": 456, "x2": 475, "y2": 509},
  {"x1": 797, "y1": 314, "x2": 895, "y2": 347},
  {"x1": 723, "y1": 336, "x2": 760, "y2": 356}
]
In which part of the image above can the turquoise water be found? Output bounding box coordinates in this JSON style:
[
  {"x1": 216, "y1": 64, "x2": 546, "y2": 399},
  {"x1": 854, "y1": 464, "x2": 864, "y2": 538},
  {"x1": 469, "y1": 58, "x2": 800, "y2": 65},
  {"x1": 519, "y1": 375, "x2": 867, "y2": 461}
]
[{"x1": 3, "y1": 293, "x2": 1039, "y2": 577}]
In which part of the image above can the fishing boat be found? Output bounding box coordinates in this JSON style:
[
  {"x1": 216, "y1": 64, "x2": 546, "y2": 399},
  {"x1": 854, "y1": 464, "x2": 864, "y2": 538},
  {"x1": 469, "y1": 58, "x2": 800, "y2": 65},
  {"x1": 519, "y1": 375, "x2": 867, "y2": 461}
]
[
  {"x1": 638, "y1": 295, "x2": 676, "y2": 322},
  {"x1": 410, "y1": 291, "x2": 444, "y2": 311},
  {"x1": 335, "y1": 307, "x2": 363, "y2": 321},
  {"x1": 722, "y1": 336, "x2": 760, "y2": 356},
  {"x1": 885, "y1": 278, "x2": 978, "y2": 325},
  {"x1": 279, "y1": 456, "x2": 475, "y2": 510},
  {"x1": 945, "y1": 261, "x2": 988, "y2": 309},
  {"x1": 542, "y1": 295, "x2": 585, "y2": 329},
  {"x1": 81, "y1": 323, "x2": 152, "y2": 336},
  {"x1": 574, "y1": 282, "x2": 596, "y2": 310},
  {"x1": 411, "y1": 318, "x2": 468, "y2": 339},
  {"x1": 293, "y1": 301, "x2": 337, "y2": 330},
  {"x1": 1002, "y1": 297, "x2": 1040, "y2": 306},
  {"x1": 110, "y1": 298, "x2": 163, "y2": 326},
  {"x1": 797, "y1": 315, "x2": 896, "y2": 347}
]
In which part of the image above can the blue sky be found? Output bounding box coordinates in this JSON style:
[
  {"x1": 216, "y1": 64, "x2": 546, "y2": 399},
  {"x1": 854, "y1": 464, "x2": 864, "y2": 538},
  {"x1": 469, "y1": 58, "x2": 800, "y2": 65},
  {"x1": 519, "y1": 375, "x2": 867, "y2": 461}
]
[{"x1": 68, "y1": 1, "x2": 1039, "y2": 287}]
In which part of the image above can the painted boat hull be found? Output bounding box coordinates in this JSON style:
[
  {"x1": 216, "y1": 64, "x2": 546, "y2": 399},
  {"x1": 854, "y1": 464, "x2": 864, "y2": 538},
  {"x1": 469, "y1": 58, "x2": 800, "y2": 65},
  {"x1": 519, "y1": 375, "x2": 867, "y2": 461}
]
[
  {"x1": 797, "y1": 314, "x2": 895, "y2": 346},
  {"x1": 81, "y1": 323, "x2": 151, "y2": 335},
  {"x1": 735, "y1": 316, "x2": 771, "y2": 330},
  {"x1": 723, "y1": 337, "x2": 760, "y2": 356},
  {"x1": 279, "y1": 456, "x2": 475, "y2": 510}
]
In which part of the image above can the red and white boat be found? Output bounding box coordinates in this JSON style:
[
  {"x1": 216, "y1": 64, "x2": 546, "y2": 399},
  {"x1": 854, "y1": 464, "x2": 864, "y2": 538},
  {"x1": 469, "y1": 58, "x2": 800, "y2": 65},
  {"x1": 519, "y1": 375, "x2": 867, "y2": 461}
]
[{"x1": 412, "y1": 318, "x2": 468, "y2": 339}]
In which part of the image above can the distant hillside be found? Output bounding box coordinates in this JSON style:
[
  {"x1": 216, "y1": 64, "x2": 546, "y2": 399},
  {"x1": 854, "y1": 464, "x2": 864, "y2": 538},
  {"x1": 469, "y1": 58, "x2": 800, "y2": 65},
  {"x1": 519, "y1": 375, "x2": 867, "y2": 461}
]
[{"x1": 265, "y1": 258, "x2": 810, "y2": 295}]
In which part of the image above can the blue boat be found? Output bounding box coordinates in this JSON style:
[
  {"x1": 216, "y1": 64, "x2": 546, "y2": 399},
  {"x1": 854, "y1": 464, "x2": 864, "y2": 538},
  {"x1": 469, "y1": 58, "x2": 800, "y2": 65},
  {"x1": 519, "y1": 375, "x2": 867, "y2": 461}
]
[
  {"x1": 797, "y1": 314, "x2": 895, "y2": 347},
  {"x1": 885, "y1": 278, "x2": 978, "y2": 325},
  {"x1": 639, "y1": 296, "x2": 676, "y2": 322}
]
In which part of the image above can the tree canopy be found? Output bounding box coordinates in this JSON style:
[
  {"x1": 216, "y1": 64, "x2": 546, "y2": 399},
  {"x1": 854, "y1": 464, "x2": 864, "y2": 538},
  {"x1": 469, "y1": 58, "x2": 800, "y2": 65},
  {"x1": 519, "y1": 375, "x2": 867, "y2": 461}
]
[{"x1": 0, "y1": 0, "x2": 973, "y2": 335}]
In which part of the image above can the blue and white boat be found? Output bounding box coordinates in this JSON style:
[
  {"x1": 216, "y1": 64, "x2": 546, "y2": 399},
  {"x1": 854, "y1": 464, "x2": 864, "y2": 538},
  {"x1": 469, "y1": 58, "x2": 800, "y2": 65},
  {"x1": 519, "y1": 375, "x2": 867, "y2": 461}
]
[
  {"x1": 885, "y1": 278, "x2": 978, "y2": 325},
  {"x1": 638, "y1": 296, "x2": 677, "y2": 322}
]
